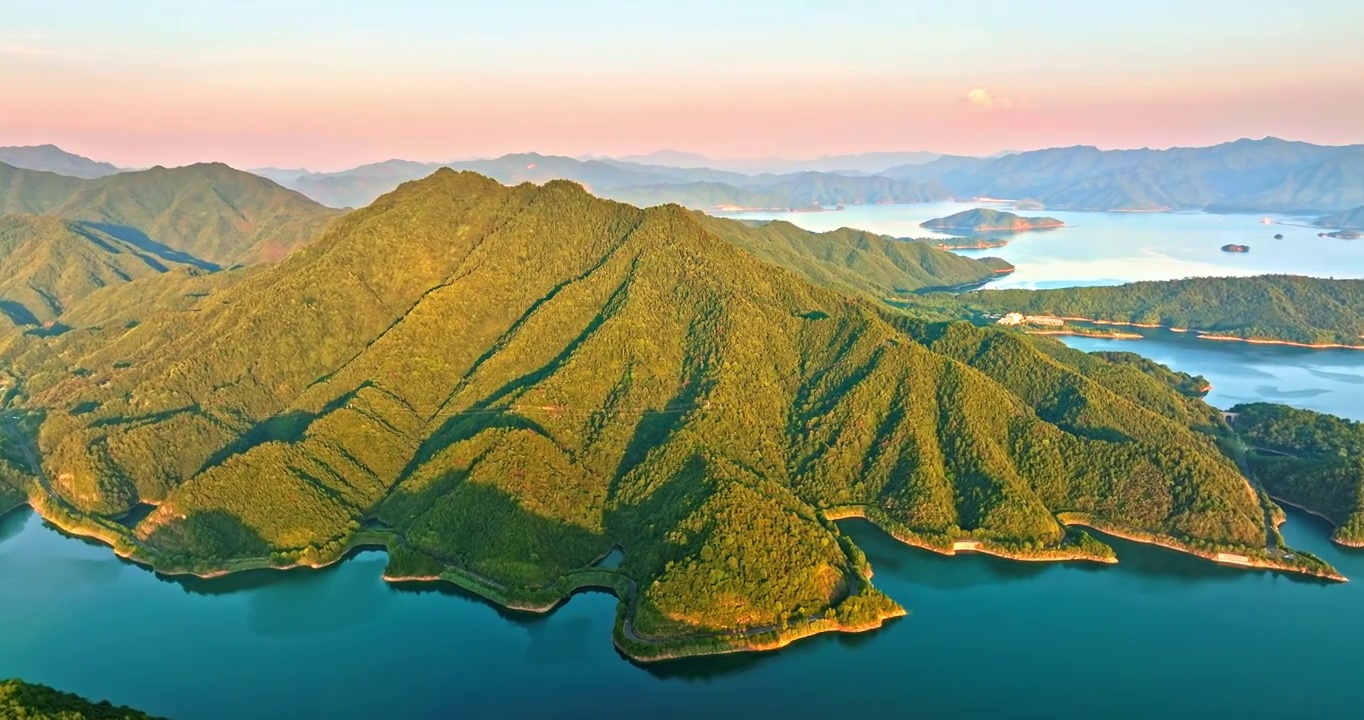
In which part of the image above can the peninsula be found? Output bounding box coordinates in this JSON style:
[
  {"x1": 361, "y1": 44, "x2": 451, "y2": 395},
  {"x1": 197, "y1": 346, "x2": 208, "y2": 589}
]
[
  {"x1": 920, "y1": 208, "x2": 1064, "y2": 234},
  {"x1": 0, "y1": 172, "x2": 1345, "y2": 661},
  {"x1": 966, "y1": 275, "x2": 1364, "y2": 348}
]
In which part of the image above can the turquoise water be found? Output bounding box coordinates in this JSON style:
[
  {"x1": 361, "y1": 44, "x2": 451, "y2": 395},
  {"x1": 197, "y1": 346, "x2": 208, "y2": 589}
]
[
  {"x1": 5, "y1": 205, "x2": 1364, "y2": 718},
  {"x1": 725, "y1": 203, "x2": 1364, "y2": 289},
  {"x1": 3, "y1": 487, "x2": 1363, "y2": 719},
  {"x1": 1062, "y1": 330, "x2": 1364, "y2": 421}
]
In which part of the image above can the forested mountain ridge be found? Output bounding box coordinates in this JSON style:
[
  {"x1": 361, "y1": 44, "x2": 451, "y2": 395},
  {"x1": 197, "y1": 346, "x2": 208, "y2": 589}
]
[
  {"x1": 883, "y1": 138, "x2": 1364, "y2": 212},
  {"x1": 0, "y1": 171, "x2": 1337, "y2": 658},
  {"x1": 1232, "y1": 403, "x2": 1364, "y2": 547},
  {"x1": 0, "y1": 215, "x2": 206, "y2": 326},
  {"x1": 967, "y1": 275, "x2": 1364, "y2": 347},
  {"x1": 0, "y1": 679, "x2": 163, "y2": 720},
  {"x1": 0, "y1": 162, "x2": 341, "y2": 267}
]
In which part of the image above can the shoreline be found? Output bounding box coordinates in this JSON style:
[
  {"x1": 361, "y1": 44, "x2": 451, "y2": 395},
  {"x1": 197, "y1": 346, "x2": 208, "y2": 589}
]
[
  {"x1": 1059, "y1": 516, "x2": 1348, "y2": 582},
  {"x1": 822, "y1": 506, "x2": 1118, "y2": 565},
  {"x1": 1047, "y1": 316, "x2": 1364, "y2": 350},
  {"x1": 1026, "y1": 329, "x2": 1143, "y2": 340},
  {"x1": 1266, "y1": 494, "x2": 1364, "y2": 549}
]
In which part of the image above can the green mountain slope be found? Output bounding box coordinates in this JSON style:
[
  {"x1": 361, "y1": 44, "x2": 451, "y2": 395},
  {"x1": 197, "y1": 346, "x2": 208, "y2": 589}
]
[
  {"x1": 0, "y1": 215, "x2": 204, "y2": 325},
  {"x1": 1231, "y1": 403, "x2": 1364, "y2": 546},
  {"x1": 0, "y1": 145, "x2": 121, "y2": 179},
  {"x1": 697, "y1": 217, "x2": 1012, "y2": 298},
  {"x1": 967, "y1": 275, "x2": 1364, "y2": 346},
  {"x1": 920, "y1": 208, "x2": 1064, "y2": 233},
  {"x1": 0, "y1": 163, "x2": 341, "y2": 267},
  {"x1": 0, "y1": 172, "x2": 1334, "y2": 657},
  {"x1": 0, "y1": 679, "x2": 163, "y2": 720}
]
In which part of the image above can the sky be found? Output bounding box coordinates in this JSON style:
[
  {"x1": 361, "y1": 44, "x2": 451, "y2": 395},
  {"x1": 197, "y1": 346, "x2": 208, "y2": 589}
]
[{"x1": 3, "y1": 0, "x2": 1363, "y2": 171}]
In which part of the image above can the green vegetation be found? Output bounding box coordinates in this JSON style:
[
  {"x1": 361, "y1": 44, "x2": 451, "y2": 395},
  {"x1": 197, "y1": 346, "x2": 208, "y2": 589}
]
[
  {"x1": 696, "y1": 216, "x2": 1010, "y2": 300},
  {"x1": 0, "y1": 215, "x2": 206, "y2": 325},
  {"x1": 0, "y1": 680, "x2": 163, "y2": 720},
  {"x1": 0, "y1": 162, "x2": 340, "y2": 267},
  {"x1": 919, "y1": 208, "x2": 1064, "y2": 233},
  {"x1": 966, "y1": 275, "x2": 1364, "y2": 346},
  {"x1": 0, "y1": 170, "x2": 1334, "y2": 655},
  {"x1": 1232, "y1": 403, "x2": 1364, "y2": 546}
]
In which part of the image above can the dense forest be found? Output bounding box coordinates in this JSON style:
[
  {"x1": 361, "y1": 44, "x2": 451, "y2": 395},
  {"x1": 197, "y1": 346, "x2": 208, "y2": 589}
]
[
  {"x1": 919, "y1": 208, "x2": 1063, "y2": 233},
  {"x1": 1232, "y1": 403, "x2": 1364, "y2": 546},
  {"x1": 967, "y1": 275, "x2": 1364, "y2": 346},
  {"x1": 0, "y1": 680, "x2": 162, "y2": 720},
  {"x1": 0, "y1": 170, "x2": 1336, "y2": 656},
  {"x1": 0, "y1": 162, "x2": 339, "y2": 267}
]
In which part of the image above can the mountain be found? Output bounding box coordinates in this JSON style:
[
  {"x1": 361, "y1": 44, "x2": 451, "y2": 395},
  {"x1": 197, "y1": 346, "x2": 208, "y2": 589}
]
[
  {"x1": 603, "y1": 150, "x2": 945, "y2": 174},
  {"x1": 883, "y1": 138, "x2": 1364, "y2": 213},
  {"x1": 0, "y1": 215, "x2": 205, "y2": 326},
  {"x1": 248, "y1": 166, "x2": 314, "y2": 185},
  {"x1": 1316, "y1": 205, "x2": 1364, "y2": 229},
  {"x1": 274, "y1": 153, "x2": 949, "y2": 212},
  {"x1": 1230, "y1": 403, "x2": 1364, "y2": 546},
  {"x1": 604, "y1": 175, "x2": 950, "y2": 211},
  {"x1": 0, "y1": 679, "x2": 163, "y2": 720},
  {"x1": 0, "y1": 145, "x2": 120, "y2": 179},
  {"x1": 966, "y1": 275, "x2": 1364, "y2": 346},
  {"x1": 0, "y1": 171, "x2": 1336, "y2": 659},
  {"x1": 695, "y1": 217, "x2": 1013, "y2": 298},
  {"x1": 920, "y1": 208, "x2": 1064, "y2": 234},
  {"x1": 0, "y1": 163, "x2": 341, "y2": 267}
]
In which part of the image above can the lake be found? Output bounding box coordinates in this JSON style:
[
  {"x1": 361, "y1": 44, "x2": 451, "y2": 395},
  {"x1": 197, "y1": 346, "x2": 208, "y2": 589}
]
[
  {"x1": 5, "y1": 206, "x2": 1364, "y2": 719},
  {"x1": 724, "y1": 202, "x2": 1364, "y2": 290}
]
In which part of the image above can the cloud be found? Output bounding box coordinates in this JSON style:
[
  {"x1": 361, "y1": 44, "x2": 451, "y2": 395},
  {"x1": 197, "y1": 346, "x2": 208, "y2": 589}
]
[{"x1": 964, "y1": 87, "x2": 1013, "y2": 112}]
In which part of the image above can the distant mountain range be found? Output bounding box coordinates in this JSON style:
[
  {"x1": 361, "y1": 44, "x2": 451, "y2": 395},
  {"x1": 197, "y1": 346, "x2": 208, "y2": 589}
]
[
  {"x1": 263, "y1": 152, "x2": 952, "y2": 210},
  {"x1": 588, "y1": 149, "x2": 946, "y2": 175},
  {"x1": 1317, "y1": 205, "x2": 1364, "y2": 229},
  {"x1": 883, "y1": 138, "x2": 1364, "y2": 213},
  {"x1": 0, "y1": 162, "x2": 339, "y2": 268},
  {"x1": 0, "y1": 144, "x2": 121, "y2": 179}
]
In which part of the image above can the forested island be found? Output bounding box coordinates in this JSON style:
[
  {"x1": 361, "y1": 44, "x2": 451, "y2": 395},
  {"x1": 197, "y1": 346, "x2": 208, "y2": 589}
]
[
  {"x1": 0, "y1": 171, "x2": 1346, "y2": 662},
  {"x1": 966, "y1": 275, "x2": 1364, "y2": 348},
  {"x1": 1231, "y1": 403, "x2": 1364, "y2": 547},
  {"x1": 0, "y1": 679, "x2": 162, "y2": 719},
  {"x1": 920, "y1": 208, "x2": 1064, "y2": 234}
]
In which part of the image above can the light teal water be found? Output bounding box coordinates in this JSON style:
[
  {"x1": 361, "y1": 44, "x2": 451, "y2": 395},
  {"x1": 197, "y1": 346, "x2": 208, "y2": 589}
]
[{"x1": 725, "y1": 203, "x2": 1364, "y2": 289}]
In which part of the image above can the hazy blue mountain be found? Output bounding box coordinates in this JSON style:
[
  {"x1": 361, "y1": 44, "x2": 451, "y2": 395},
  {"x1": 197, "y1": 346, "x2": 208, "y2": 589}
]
[
  {"x1": 599, "y1": 149, "x2": 945, "y2": 174},
  {"x1": 0, "y1": 144, "x2": 120, "y2": 179},
  {"x1": 883, "y1": 137, "x2": 1364, "y2": 213},
  {"x1": 1317, "y1": 205, "x2": 1364, "y2": 228}
]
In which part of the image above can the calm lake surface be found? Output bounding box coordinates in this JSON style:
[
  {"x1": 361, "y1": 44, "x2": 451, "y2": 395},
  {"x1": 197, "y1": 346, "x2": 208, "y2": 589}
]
[
  {"x1": 725, "y1": 202, "x2": 1364, "y2": 289},
  {"x1": 5, "y1": 206, "x2": 1364, "y2": 719}
]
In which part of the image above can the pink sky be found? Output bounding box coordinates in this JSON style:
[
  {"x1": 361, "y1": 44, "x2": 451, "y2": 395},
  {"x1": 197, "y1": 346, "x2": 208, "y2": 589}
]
[{"x1": 3, "y1": 1, "x2": 1363, "y2": 170}]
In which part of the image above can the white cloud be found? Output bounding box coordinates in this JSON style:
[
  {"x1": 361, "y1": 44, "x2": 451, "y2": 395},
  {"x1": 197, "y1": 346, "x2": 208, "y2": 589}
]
[{"x1": 965, "y1": 87, "x2": 1013, "y2": 111}]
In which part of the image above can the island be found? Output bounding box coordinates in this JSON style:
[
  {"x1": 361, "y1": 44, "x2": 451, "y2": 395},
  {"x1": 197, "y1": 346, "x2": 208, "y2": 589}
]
[
  {"x1": 1320, "y1": 230, "x2": 1361, "y2": 240},
  {"x1": 919, "y1": 208, "x2": 1065, "y2": 234},
  {"x1": 0, "y1": 679, "x2": 163, "y2": 719},
  {"x1": 1221, "y1": 243, "x2": 1250, "y2": 253},
  {"x1": 964, "y1": 275, "x2": 1364, "y2": 348},
  {"x1": 918, "y1": 235, "x2": 1009, "y2": 250},
  {"x1": 1229, "y1": 403, "x2": 1364, "y2": 547},
  {"x1": 1012, "y1": 199, "x2": 1045, "y2": 211},
  {"x1": 0, "y1": 172, "x2": 1346, "y2": 664}
]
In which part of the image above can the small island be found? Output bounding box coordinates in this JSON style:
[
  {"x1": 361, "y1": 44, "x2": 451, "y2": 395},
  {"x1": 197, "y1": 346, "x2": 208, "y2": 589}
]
[
  {"x1": 1221, "y1": 244, "x2": 1250, "y2": 253},
  {"x1": 1320, "y1": 230, "x2": 1361, "y2": 240},
  {"x1": 924, "y1": 236, "x2": 1009, "y2": 250},
  {"x1": 920, "y1": 208, "x2": 1064, "y2": 234}
]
